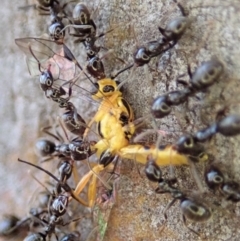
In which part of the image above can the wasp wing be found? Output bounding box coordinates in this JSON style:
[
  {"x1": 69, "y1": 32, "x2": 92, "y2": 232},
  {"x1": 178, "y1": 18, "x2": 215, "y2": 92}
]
[{"x1": 15, "y1": 37, "x2": 77, "y2": 81}]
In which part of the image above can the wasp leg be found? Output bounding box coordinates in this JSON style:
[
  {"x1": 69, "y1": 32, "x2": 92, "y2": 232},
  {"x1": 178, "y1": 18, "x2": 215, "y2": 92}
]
[
  {"x1": 88, "y1": 173, "x2": 98, "y2": 207},
  {"x1": 74, "y1": 165, "x2": 105, "y2": 198}
]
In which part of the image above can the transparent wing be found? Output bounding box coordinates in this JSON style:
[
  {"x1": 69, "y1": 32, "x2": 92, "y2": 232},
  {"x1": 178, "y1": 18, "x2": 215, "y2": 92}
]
[{"x1": 15, "y1": 37, "x2": 77, "y2": 81}]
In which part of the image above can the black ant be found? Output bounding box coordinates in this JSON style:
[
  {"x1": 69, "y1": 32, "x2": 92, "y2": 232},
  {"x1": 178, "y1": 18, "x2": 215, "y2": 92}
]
[
  {"x1": 18, "y1": 158, "x2": 89, "y2": 240},
  {"x1": 151, "y1": 59, "x2": 224, "y2": 118},
  {"x1": 49, "y1": 12, "x2": 66, "y2": 43},
  {"x1": 19, "y1": 0, "x2": 60, "y2": 16},
  {"x1": 19, "y1": 0, "x2": 74, "y2": 43},
  {"x1": 0, "y1": 215, "x2": 23, "y2": 237},
  {"x1": 35, "y1": 125, "x2": 96, "y2": 162},
  {"x1": 205, "y1": 164, "x2": 240, "y2": 202},
  {"x1": 15, "y1": 36, "x2": 98, "y2": 135},
  {"x1": 133, "y1": 0, "x2": 190, "y2": 67},
  {"x1": 145, "y1": 159, "x2": 211, "y2": 237},
  {"x1": 59, "y1": 231, "x2": 80, "y2": 241},
  {"x1": 0, "y1": 190, "x2": 51, "y2": 237},
  {"x1": 59, "y1": 3, "x2": 117, "y2": 80},
  {"x1": 174, "y1": 114, "x2": 240, "y2": 158},
  {"x1": 23, "y1": 230, "x2": 80, "y2": 241},
  {"x1": 35, "y1": 0, "x2": 61, "y2": 15}
]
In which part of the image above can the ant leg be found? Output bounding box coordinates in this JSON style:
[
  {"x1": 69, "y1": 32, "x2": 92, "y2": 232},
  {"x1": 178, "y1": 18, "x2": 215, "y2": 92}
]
[
  {"x1": 4, "y1": 217, "x2": 31, "y2": 235},
  {"x1": 62, "y1": 216, "x2": 85, "y2": 227},
  {"x1": 83, "y1": 116, "x2": 96, "y2": 139},
  {"x1": 158, "y1": 26, "x2": 166, "y2": 38},
  {"x1": 187, "y1": 64, "x2": 193, "y2": 79},
  {"x1": 18, "y1": 159, "x2": 89, "y2": 206},
  {"x1": 36, "y1": 5, "x2": 50, "y2": 15},
  {"x1": 96, "y1": 29, "x2": 114, "y2": 39},
  {"x1": 176, "y1": 78, "x2": 189, "y2": 88},
  {"x1": 182, "y1": 215, "x2": 202, "y2": 237},
  {"x1": 111, "y1": 64, "x2": 134, "y2": 79},
  {"x1": 40, "y1": 155, "x2": 57, "y2": 163},
  {"x1": 54, "y1": 232, "x2": 59, "y2": 241},
  {"x1": 159, "y1": 198, "x2": 177, "y2": 233},
  {"x1": 41, "y1": 126, "x2": 63, "y2": 142},
  {"x1": 172, "y1": 0, "x2": 188, "y2": 16},
  {"x1": 189, "y1": 161, "x2": 205, "y2": 193}
]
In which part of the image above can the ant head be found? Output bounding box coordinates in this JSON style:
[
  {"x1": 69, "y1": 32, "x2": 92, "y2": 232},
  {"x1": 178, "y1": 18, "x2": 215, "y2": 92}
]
[
  {"x1": 217, "y1": 115, "x2": 240, "y2": 136},
  {"x1": 151, "y1": 96, "x2": 171, "y2": 119},
  {"x1": 191, "y1": 60, "x2": 224, "y2": 91},
  {"x1": 133, "y1": 47, "x2": 151, "y2": 66},
  {"x1": 35, "y1": 139, "x2": 56, "y2": 157},
  {"x1": 72, "y1": 3, "x2": 91, "y2": 25},
  {"x1": 175, "y1": 134, "x2": 205, "y2": 158},
  {"x1": 180, "y1": 197, "x2": 211, "y2": 222},
  {"x1": 205, "y1": 165, "x2": 225, "y2": 190},
  {"x1": 39, "y1": 71, "x2": 54, "y2": 91},
  {"x1": 161, "y1": 16, "x2": 190, "y2": 42},
  {"x1": 87, "y1": 57, "x2": 105, "y2": 80},
  {"x1": 0, "y1": 215, "x2": 20, "y2": 237},
  {"x1": 145, "y1": 157, "x2": 162, "y2": 182},
  {"x1": 50, "y1": 194, "x2": 69, "y2": 217},
  {"x1": 23, "y1": 232, "x2": 46, "y2": 241},
  {"x1": 49, "y1": 21, "x2": 65, "y2": 43},
  {"x1": 222, "y1": 181, "x2": 240, "y2": 202}
]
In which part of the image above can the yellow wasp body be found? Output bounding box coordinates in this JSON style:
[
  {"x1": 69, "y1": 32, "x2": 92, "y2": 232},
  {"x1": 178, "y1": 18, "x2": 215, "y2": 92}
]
[
  {"x1": 87, "y1": 78, "x2": 135, "y2": 156},
  {"x1": 119, "y1": 144, "x2": 189, "y2": 166},
  {"x1": 74, "y1": 78, "x2": 208, "y2": 207}
]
